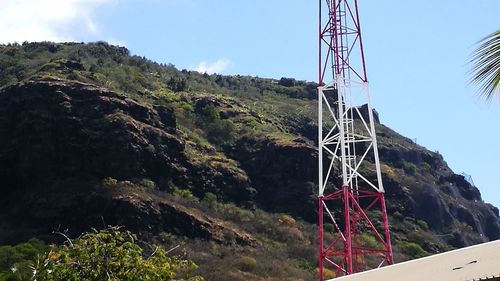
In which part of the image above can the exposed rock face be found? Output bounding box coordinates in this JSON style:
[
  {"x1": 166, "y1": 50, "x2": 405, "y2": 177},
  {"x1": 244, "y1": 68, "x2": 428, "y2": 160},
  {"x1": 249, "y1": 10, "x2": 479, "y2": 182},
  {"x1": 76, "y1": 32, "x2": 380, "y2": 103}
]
[
  {"x1": 353, "y1": 104, "x2": 380, "y2": 124},
  {"x1": 3, "y1": 42, "x2": 499, "y2": 281},
  {"x1": 227, "y1": 137, "x2": 318, "y2": 219},
  {"x1": 373, "y1": 126, "x2": 500, "y2": 245},
  {"x1": 0, "y1": 77, "x2": 180, "y2": 188},
  {"x1": 0, "y1": 76, "x2": 498, "y2": 253},
  {"x1": 0, "y1": 78, "x2": 255, "y2": 244}
]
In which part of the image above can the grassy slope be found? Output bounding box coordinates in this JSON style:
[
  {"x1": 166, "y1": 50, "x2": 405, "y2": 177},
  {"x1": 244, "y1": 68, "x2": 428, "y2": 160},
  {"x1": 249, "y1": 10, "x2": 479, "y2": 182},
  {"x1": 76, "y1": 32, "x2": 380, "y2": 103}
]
[{"x1": 0, "y1": 41, "x2": 495, "y2": 280}]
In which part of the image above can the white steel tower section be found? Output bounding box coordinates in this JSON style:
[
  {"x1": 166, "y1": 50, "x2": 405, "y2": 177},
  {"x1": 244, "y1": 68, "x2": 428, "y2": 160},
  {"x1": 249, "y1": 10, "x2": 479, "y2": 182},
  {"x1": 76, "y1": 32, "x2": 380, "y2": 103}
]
[{"x1": 318, "y1": 79, "x2": 384, "y2": 197}]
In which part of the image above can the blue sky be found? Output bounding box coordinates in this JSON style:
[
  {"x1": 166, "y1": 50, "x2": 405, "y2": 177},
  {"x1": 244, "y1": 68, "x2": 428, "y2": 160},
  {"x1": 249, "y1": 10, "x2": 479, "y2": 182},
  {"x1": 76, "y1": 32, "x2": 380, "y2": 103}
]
[{"x1": 1, "y1": 0, "x2": 499, "y2": 208}]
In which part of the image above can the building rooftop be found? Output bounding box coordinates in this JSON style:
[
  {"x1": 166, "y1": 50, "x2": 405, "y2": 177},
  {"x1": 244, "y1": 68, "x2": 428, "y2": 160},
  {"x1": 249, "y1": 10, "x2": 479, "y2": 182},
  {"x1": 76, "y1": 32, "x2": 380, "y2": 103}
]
[{"x1": 329, "y1": 239, "x2": 500, "y2": 281}]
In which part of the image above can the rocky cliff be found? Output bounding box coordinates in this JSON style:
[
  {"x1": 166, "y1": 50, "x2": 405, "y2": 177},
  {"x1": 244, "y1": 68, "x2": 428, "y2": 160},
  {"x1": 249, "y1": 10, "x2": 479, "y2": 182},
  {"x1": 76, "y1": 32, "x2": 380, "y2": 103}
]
[{"x1": 0, "y1": 42, "x2": 498, "y2": 280}]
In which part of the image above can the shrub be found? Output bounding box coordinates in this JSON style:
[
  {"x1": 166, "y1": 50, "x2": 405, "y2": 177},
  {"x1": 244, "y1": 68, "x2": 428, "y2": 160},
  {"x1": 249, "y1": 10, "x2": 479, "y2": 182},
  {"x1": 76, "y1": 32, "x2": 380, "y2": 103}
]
[
  {"x1": 166, "y1": 77, "x2": 187, "y2": 92},
  {"x1": 296, "y1": 259, "x2": 315, "y2": 273},
  {"x1": 357, "y1": 234, "x2": 378, "y2": 248},
  {"x1": 323, "y1": 223, "x2": 335, "y2": 233},
  {"x1": 102, "y1": 177, "x2": 118, "y2": 186},
  {"x1": 281, "y1": 227, "x2": 305, "y2": 242},
  {"x1": 195, "y1": 104, "x2": 236, "y2": 145},
  {"x1": 398, "y1": 242, "x2": 427, "y2": 259},
  {"x1": 417, "y1": 220, "x2": 429, "y2": 230},
  {"x1": 139, "y1": 178, "x2": 156, "y2": 189},
  {"x1": 401, "y1": 161, "x2": 417, "y2": 175},
  {"x1": 33, "y1": 227, "x2": 203, "y2": 281},
  {"x1": 204, "y1": 119, "x2": 236, "y2": 145},
  {"x1": 392, "y1": 211, "x2": 403, "y2": 220},
  {"x1": 277, "y1": 77, "x2": 296, "y2": 87},
  {"x1": 316, "y1": 268, "x2": 335, "y2": 279},
  {"x1": 173, "y1": 187, "x2": 195, "y2": 199},
  {"x1": 278, "y1": 214, "x2": 296, "y2": 226},
  {"x1": 0, "y1": 238, "x2": 48, "y2": 281},
  {"x1": 420, "y1": 162, "x2": 432, "y2": 171},
  {"x1": 237, "y1": 256, "x2": 257, "y2": 272},
  {"x1": 201, "y1": 192, "x2": 218, "y2": 210},
  {"x1": 158, "y1": 232, "x2": 175, "y2": 244}
]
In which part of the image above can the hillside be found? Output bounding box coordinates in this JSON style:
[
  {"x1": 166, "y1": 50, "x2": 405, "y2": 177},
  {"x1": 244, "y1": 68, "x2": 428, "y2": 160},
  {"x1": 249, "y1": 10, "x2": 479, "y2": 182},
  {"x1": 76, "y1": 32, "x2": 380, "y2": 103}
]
[{"x1": 0, "y1": 41, "x2": 499, "y2": 280}]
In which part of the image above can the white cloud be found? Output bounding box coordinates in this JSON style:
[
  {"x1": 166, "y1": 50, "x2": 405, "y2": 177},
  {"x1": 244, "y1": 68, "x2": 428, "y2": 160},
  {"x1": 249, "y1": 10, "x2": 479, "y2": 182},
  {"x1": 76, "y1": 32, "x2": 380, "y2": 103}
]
[
  {"x1": 0, "y1": 0, "x2": 114, "y2": 43},
  {"x1": 195, "y1": 58, "x2": 233, "y2": 74}
]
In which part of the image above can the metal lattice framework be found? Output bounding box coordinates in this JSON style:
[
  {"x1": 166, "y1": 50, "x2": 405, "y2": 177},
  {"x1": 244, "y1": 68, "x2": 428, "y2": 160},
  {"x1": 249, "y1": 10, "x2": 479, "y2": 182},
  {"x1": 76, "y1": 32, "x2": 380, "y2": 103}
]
[{"x1": 317, "y1": 0, "x2": 393, "y2": 279}]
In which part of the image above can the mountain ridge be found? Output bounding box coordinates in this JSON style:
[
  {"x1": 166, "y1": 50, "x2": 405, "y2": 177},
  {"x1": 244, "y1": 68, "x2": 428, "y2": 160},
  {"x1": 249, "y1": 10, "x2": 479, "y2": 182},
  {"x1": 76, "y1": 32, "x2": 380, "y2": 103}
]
[{"x1": 0, "y1": 41, "x2": 498, "y2": 280}]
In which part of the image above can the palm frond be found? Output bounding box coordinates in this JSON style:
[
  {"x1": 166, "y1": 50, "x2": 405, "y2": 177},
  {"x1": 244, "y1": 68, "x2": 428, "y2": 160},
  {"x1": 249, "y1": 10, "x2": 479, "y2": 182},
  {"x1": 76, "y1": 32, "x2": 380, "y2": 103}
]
[{"x1": 469, "y1": 29, "x2": 500, "y2": 101}]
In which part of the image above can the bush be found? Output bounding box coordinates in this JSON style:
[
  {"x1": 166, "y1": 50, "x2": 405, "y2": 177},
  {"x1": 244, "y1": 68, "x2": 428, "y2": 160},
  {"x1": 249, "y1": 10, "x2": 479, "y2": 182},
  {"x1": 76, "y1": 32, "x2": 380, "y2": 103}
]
[
  {"x1": 173, "y1": 187, "x2": 195, "y2": 199},
  {"x1": 417, "y1": 220, "x2": 429, "y2": 230},
  {"x1": 278, "y1": 214, "x2": 296, "y2": 226},
  {"x1": 316, "y1": 268, "x2": 335, "y2": 279},
  {"x1": 401, "y1": 161, "x2": 417, "y2": 175},
  {"x1": 296, "y1": 260, "x2": 315, "y2": 273},
  {"x1": 237, "y1": 256, "x2": 257, "y2": 272},
  {"x1": 398, "y1": 242, "x2": 427, "y2": 258},
  {"x1": 357, "y1": 234, "x2": 378, "y2": 248},
  {"x1": 277, "y1": 77, "x2": 296, "y2": 87},
  {"x1": 167, "y1": 77, "x2": 187, "y2": 92},
  {"x1": 195, "y1": 104, "x2": 237, "y2": 145},
  {"x1": 139, "y1": 178, "x2": 156, "y2": 189},
  {"x1": 323, "y1": 223, "x2": 335, "y2": 233},
  {"x1": 202, "y1": 192, "x2": 218, "y2": 210},
  {"x1": 204, "y1": 119, "x2": 236, "y2": 145},
  {"x1": 102, "y1": 177, "x2": 118, "y2": 186},
  {"x1": 34, "y1": 227, "x2": 203, "y2": 281},
  {"x1": 0, "y1": 238, "x2": 48, "y2": 281},
  {"x1": 420, "y1": 162, "x2": 432, "y2": 171},
  {"x1": 158, "y1": 232, "x2": 176, "y2": 245},
  {"x1": 392, "y1": 211, "x2": 404, "y2": 220}
]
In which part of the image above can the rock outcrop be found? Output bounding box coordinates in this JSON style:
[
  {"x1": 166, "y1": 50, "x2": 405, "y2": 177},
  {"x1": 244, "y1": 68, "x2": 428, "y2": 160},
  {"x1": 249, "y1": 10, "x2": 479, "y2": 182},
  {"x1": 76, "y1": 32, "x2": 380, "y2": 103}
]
[
  {"x1": 0, "y1": 42, "x2": 498, "y2": 272},
  {"x1": 0, "y1": 77, "x2": 256, "y2": 244}
]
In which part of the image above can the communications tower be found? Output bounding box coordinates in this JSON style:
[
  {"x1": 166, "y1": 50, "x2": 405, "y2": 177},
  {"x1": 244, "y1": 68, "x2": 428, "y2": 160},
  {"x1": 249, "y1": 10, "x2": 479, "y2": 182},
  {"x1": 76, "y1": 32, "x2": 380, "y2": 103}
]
[{"x1": 317, "y1": 0, "x2": 393, "y2": 279}]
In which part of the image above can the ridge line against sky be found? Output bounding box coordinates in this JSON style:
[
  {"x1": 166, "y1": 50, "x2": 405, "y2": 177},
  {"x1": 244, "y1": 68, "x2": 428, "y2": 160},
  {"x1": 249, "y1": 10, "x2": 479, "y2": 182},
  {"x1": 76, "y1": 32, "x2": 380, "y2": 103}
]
[
  {"x1": 0, "y1": 0, "x2": 230, "y2": 73},
  {"x1": 0, "y1": 0, "x2": 499, "y2": 208}
]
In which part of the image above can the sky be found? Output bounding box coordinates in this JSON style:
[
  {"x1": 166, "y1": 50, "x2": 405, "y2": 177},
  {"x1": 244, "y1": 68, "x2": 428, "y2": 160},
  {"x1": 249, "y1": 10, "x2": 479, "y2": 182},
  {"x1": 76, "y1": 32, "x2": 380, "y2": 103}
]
[{"x1": 0, "y1": 0, "x2": 499, "y2": 208}]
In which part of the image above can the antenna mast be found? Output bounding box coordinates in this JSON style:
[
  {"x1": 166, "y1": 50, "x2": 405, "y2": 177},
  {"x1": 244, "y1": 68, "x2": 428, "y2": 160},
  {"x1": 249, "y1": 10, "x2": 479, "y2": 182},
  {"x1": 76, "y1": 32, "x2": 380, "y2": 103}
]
[{"x1": 317, "y1": 0, "x2": 393, "y2": 279}]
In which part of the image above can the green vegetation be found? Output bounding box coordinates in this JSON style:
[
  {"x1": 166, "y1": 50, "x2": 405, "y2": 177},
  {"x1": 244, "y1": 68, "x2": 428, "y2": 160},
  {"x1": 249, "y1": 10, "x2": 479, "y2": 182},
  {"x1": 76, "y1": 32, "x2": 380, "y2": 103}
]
[
  {"x1": 236, "y1": 256, "x2": 257, "y2": 272},
  {"x1": 162, "y1": 193, "x2": 317, "y2": 280},
  {"x1": 0, "y1": 227, "x2": 201, "y2": 281},
  {"x1": 34, "y1": 227, "x2": 202, "y2": 281},
  {"x1": 420, "y1": 162, "x2": 432, "y2": 171},
  {"x1": 0, "y1": 42, "x2": 316, "y2": 150},
  {"x1": 172, "y1": 187, "x2": 196, "y2": 200},
  {"x1": 0, "y1": 41, "x2": 495, "y2": 280},
  {"x1": 401, "y1": 161, "x2": 417, "y2": 175},
  {"x1": 194, "y1": 104, "x2": 237, "y2": 145},
  {"x1": 0, "y1": 239, "x2": 48, "y2": 281},
  {"x1": 397, "y1": 242, "x2": 427, "y2": 259},
  {"x1": 417, "y1": 220, "x2": 429, "y2": 230},
  {"x1": 470, "y1": 29, "x2": 500, "y2": 101},
  {"x1": 139, "y1": 178, "x2": 156, "y2": 189}
]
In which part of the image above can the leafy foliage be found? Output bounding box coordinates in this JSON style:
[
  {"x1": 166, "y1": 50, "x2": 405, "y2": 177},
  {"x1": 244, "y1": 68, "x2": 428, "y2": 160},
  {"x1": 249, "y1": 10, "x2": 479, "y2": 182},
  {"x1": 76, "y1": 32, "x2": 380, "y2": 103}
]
[
  {"x1": 401, "y1": 161, "x2": 417, "y2": 175},
  {"x1": 470, "y1": 29, "x2": 500, "y2": 101},
  {"x1": 33, "y1": 227, "x2": 202, "y2": 281},
  {"x1": 397, "y1": 242, "x2": 427, "y2": 259},
  {"x1": 195, "y1": 104, "x2": 237, "y2": 145},
  {"x1": 0, "y1": 239, "x2": 48, "y2": 281}
]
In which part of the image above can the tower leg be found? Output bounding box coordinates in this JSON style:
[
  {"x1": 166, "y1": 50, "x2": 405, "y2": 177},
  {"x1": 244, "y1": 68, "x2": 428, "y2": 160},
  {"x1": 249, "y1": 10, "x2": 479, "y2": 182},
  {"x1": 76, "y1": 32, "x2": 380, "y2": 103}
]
[
  {"x1": 380, "y1": 194, "x2": 394, "y2": 265},
  {"x1": 318, "y1": 196, "x2": 324, "y2": 281},
  {"x1": 343, "y1": 186, "x2": 353, "y2": 274}
]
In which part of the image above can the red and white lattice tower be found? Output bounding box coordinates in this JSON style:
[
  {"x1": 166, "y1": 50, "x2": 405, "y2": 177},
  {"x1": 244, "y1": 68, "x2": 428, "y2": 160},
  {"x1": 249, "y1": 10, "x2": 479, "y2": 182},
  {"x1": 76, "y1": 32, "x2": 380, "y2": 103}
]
[{"x1": 317, "y1": 0, "x2": 393, "y2": 279}]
